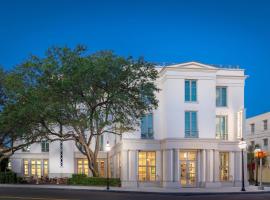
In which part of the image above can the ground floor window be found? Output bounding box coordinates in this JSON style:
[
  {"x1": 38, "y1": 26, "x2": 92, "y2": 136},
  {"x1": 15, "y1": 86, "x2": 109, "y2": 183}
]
[
  {"x1": 77, "y1": 159, "x2": 89, "y2": 175},
  {"x1": 43, "y1": 160, "x2": 49, "y2": 177},
  {"x1": 179, "y1": 151, "x2": 197, "y2": 187},
  {"x1": 97, "y1": 159, "x2": 105, "y2": 177},
  {"x1": 138, "y1": 151, "x2": 156, "y2": 181},
  {"x1": 31, "y1": 160, "x2": 42, "y2": 177},
  {"x1": 219, "y1": 152, "x2": 229, "y2": 181},
  {"x1": 23, "y1": 160, "x2": 29, "y2": 176}
]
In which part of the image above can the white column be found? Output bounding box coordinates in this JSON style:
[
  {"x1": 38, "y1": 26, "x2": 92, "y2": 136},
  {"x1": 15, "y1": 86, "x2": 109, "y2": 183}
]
[
  {"x1": 173, "y1": 149, "x2": 179, "y2": 182},
  {"x1": 128, "y1": 150, "x2": 137, "y2": 187},
  {"x1": 162, "y1": 149, "x2": 174, "y2": 187},
  {"x1": 214, "y1": 150, "x2": 220, "y2": 182},
  {"x1": 229, "y1": 151, "x2": 235, "y2": 182},
  {"x1": 206, "y1": 149, "x2": 214, "y2": 184},
  {"x1": 156, "y1": 150, "x2": 162, "y2": 182},
  {"x1": 197, "y1": 150, "x2": 201, "y2": 183},
  {"x1": 201, "y1": 149, "x2": 206, "y2": 185},
  {"x1": 121, "y1": 150, "x2": 129, "y2": 187}
]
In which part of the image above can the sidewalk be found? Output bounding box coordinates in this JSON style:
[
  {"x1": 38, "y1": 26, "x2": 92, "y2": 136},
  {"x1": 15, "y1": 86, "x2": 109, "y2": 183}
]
[{"x1": 0, "y1": 184, "x2": 270, "y2": 194}]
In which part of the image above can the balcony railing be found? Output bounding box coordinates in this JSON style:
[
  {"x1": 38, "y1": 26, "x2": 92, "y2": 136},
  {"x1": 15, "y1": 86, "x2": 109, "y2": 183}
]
[{"x1": 216, "y1": 134, "x2": 228, "y2": 140}]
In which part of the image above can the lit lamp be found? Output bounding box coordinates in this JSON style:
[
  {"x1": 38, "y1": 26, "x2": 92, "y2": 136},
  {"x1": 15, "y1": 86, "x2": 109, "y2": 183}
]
[
  {"x1": 105, "y1": 141, "x2": 111, "y2": 190},
  {"x1": 238, "y1": 138, "x2": 247, "y2": 191},
  {"x1": 254, "y1": 148, "x2": 266, "y2": 190}
]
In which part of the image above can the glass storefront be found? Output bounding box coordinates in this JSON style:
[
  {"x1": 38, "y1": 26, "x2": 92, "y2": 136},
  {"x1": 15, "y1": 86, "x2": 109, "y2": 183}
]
[{"x1": 179, "y1": 151, "x2": 197, "y2": 187}]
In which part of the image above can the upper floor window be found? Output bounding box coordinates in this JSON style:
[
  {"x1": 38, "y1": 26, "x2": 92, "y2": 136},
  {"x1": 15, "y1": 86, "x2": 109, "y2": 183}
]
[
  {"x1": 185, "y1": 111, "x2": 198, "y2": 138},
  {"x1": 141, "y1": 113, "x2": 153, "y2": 139},
  {"x1": 263, "y1": 120, "x2": 268, "y2": 131},
  {"x1": 22, "y1": 145, "x2": 30, "y2": 152},
  {"x1": 41, "y1": 140, "x2": 49, "y2": 152},
  {"x1": 250, "y1": 141, "x2": 255, "y2": 147},
  {"x1": 250, "y1": 123, "x2": 255, "y2": 134},
  {"x1": 263, "y1": 138, "x2": 268, "y2": 149},
  {"x1": 99, "y1": 135, "x2": 104, "y2": 151},
  {"x1": 216, "y1": 87, "x2": 227, "y2": 107},
  {"x1": 185, "y1": 80, "x2": 197, "y2": 102},
  {"x1": 216, "y1": 116, "x2": 228, "y2": 140}
]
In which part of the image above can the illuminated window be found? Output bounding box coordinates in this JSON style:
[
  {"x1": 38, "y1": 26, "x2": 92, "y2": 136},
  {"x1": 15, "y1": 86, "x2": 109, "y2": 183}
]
[
  {"x1": 23, "y1": 160, "x2": 29, "y2": 176},
  {"x1": 31, "y1": 160, "x2": 42, "y2": 178},
  {"x1": 138, "y1": 151, "x2": 156, "y2": 181},
  {"x1": 43, "y1": 160, "x2": 49, "y2": 177},
  {"x1": 220, "y1": 152, "x2": 229, "y2": 181},
  {"x1": 98, "y1": 160, "x2": 105, "y2": 177},
  {"x1": 77, "y1": 159, "x2": 89, "y2": 175}
]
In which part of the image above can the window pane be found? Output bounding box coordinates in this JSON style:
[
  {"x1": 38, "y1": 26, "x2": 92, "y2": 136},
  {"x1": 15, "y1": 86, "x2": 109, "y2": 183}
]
[
  {"x1": 185, "y1": 80, "x2": 190, "y2": 101},
  {"x1": 191, "y1": 112, "x2": 197, "y2": 136},
  {"x1": 191, "y1": 81, "x2": 197, "y2": 101},
  {"x1": 185, "y1": 112, "x2": 190, "y2": 136}
]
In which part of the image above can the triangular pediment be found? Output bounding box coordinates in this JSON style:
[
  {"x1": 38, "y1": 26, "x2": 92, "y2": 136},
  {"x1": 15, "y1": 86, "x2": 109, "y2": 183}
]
[{"x1": 165, "y1": 62, "x2": 217, "y2": 70}]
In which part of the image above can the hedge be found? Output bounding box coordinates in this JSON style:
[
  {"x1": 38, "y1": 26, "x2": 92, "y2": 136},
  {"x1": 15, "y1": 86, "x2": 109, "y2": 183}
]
[
  {"x1": 68, "y1": 174, "x2": 121, "y2": 186},
  {"x1": 0, "y1": 171, "x2": 17, "y2": 183}
]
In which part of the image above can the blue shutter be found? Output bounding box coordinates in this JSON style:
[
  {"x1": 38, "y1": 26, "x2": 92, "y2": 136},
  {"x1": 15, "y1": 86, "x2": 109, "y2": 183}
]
[
  {"x1": 191, "y1": 112, "x2": 197, "y2": 137},
  {"x1": 191, "y1": 81, "x2": 197, "y2": 101},
  {"x1": 185, "y1": 80, "x2": 190, "y2": 101},
  {"x1": 185, "y1": 112, "x2": 190, "y2": 137},
  {"x1": 216, "y1": 88, "x2": 220, "y2": 106}
]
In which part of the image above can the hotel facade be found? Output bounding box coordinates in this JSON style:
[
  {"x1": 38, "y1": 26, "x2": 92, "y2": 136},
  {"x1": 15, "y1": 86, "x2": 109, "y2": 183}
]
[{"x1": 10, "y1": 62, "x2": 247, "y2": 188}]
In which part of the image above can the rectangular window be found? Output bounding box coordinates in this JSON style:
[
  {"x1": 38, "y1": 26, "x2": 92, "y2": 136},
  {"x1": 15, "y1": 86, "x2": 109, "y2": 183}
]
[
  {"x1": 251, "y1": 123, "x2": 255, "y2": 134},
  {"x1": 220, "y1": 152, "x2": 229, "y2": 181},
  {"x1": 99, "y1": 135, "x2": 104, "y2": 151},
  {"x1": 216, "y1": 87, "x2": 227, "y2": 107},
  {"x1": 263, "y1": 120, "x2": 268, "y2": 131},
  {"x1": 77, "y1": 159, "x2": 89, "y2": 175},
  {"x1": 41, "y1": 141, "x2": 49, "y2": 152},
  {"x1": 43, "y1": 160, "x2": 49, "y2": 177},
  {"x1": 263, "y1": 138, "x2": 268, "y2": 150},
  {"x1": 141, "y1": 113, "x2": 154, "y2": 139},
  {"x1": 138, "y1": 151, "x2": 156, "y2": 182},
  {"x1": 98, "y1": 160, "x2": 105, "y2": 177},
  {"x1": 251, "y1": 141, "x2": 255, "y2": 146},
  {"x1": 185, "y1": 111, "x2": 198, "y2": 138},
  {"x1": 216, "y1": 116, "x2": 228, "y2": 140},
  {"x1": 23, "y1": 160, "x2": 29, "y2": 176},
  {"x1": 22, "y1": 145, "x2": 30, "y2": 152},
  {"x1": 31, "y1": 160, "x2": 42, "y2": 178},
  {"x1": 185, "y1": 80, "x2": 197, "y2": 102}
]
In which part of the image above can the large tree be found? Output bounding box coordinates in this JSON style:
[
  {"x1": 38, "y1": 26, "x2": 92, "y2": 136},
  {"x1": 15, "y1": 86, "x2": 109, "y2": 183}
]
[
  {"x1": 0, "y1": 66, "x2": 47, "y2": 163},
  {"x1": 12, "y1": 46, "x2": 159, "y2": 176}
]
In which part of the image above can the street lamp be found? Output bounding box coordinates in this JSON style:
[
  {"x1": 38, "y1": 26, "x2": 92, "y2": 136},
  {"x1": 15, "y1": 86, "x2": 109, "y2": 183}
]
[
  {"x1": 254, "y1": 148, "x2": 265, "y2": 190},
  {"x1": 254, "y1": 147, "x2": 260, "y2": 186},
  {"x1": 238, "y1": 138, "x2": 247, "y2": 191},
  {"x1": 105, "y1": 141, "x2": 111, "y2": 190}
]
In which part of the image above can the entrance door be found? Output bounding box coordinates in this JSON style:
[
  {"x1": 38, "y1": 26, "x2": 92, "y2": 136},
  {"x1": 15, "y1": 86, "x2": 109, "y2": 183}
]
[{"x1": 179, "y1": 151, "x2": 197, "y2": 187}]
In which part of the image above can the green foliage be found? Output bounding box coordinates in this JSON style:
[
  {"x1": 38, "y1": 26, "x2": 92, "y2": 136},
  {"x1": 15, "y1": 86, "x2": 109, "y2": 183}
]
[
  {"x1": 0, "y1": 171, "x2": 17, "y2": 183},
  {"x1": 68, "y1": 174, "x2": 121, "y2": 186}
]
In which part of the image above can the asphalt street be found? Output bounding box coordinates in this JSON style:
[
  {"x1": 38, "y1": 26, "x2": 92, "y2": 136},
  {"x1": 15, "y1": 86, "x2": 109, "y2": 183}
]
[{"x1": 0, "y1": 187, "x2": 270, "y2": 200}]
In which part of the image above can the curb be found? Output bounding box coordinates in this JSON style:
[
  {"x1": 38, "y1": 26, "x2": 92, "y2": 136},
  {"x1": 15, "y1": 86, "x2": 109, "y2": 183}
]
[{"x1": 0, "y1": 184, "x2": 270, "y2": 196}]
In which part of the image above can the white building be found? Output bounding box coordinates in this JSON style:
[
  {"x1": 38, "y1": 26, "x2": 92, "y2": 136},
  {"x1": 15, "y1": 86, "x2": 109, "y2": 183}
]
[
  {"x1": 246, "y1": 112, "x2": 270, "y2": 182},
  {"x1": 10, "y1": 62, "x2": 247, "y2": 188}
]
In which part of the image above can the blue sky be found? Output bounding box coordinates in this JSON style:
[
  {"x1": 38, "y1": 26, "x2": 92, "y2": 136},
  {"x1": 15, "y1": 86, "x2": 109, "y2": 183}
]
[{"x1": 0, "y1": 0, "x2": 269, "y2": 117}]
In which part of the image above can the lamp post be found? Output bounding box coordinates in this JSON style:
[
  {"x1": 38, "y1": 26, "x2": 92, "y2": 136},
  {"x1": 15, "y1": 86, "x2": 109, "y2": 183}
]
[
  {"x1": 254, "y1": 148, "x2": 265, "y2": 190},
  {"x1": 238, "y1": 138, "x2": 247, "y2": 191},
  {"x1": 105, "y1": 141, "x2": 111, "y2": 190},
  {"x1": 254, "y1": 147, "x2": 260, "y2": 186}
]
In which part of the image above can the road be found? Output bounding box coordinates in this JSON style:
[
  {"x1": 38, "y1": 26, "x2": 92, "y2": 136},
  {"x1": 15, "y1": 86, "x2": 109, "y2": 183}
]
[{"x1": 0, "y1": 187, "x2": 269, "y2": 200}]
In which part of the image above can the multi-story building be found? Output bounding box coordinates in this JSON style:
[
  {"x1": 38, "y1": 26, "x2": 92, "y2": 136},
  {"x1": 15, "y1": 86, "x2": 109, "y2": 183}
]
[
  {"x1": 10, "y1": 62, "x2": 247, "y2": 188},
  {"x1": 246, "y1": 112, "x2": 270, "y2": 182}
]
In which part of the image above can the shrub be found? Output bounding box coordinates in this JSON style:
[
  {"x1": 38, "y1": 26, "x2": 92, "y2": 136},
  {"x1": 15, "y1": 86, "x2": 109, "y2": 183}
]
[
  {"x1": 0, "y1": 171, "x2": 17, "y2": 183},
  {"x1": 68, "y1": 174, "x2": 121, "y2": 187}
]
